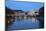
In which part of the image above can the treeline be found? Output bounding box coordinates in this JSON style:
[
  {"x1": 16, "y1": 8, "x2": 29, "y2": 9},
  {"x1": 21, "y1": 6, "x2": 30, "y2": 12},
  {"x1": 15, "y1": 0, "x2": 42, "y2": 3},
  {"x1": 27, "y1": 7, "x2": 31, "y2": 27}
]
[
  {"x1": 6, "y1": 7, "x2": 24, "y2": 14},
  {"x1": 39, "y1": 7, "x2": 44, "y2": 16},
  {"x1": 36, "y1": 7, "x2": 44, "y2": 17}
]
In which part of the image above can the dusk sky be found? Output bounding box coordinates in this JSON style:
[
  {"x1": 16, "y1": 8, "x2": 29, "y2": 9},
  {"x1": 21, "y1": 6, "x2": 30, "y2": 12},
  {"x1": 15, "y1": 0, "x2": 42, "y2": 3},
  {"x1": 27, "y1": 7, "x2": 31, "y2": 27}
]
[{"x1": 6, "y1": 0, "x2": 44, "y2": 11}]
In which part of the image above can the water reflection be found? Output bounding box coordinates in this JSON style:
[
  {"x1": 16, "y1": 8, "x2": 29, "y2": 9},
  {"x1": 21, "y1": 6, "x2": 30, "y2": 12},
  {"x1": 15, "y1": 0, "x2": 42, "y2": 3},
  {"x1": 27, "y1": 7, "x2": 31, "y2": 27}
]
[
  {"x1": 7, "y1": 16, "x2": 41, "y2": 30},
  {"x1": 7, "y1": 16, "x2": 44, "y2": 31},
  {"x1": 32, "y1": 17, "x2": 36, "y2": 23},
  {"x1": 37, "y1": 17, "x2": 44, "y2": 28}
]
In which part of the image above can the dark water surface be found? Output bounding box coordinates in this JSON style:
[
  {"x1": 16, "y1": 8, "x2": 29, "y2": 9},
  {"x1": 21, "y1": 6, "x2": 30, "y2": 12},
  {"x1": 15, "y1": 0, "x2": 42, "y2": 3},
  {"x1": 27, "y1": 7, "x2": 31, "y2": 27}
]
[{"x1": 7, "y1": 17, "x2": 44, "y2": 31}]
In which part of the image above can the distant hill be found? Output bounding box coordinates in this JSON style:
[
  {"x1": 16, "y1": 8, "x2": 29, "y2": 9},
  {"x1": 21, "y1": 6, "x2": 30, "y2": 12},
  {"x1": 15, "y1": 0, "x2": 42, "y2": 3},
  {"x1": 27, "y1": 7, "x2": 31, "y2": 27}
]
[
  {"x1": 5, "y1": 7, "x2": 24, "y2": 14},
  {"x1": 13, "y1": 10, "x2": 24, "y2": 13},
  {"x1": 6, "y1": 7, "x2": 14, "y2": 14}
]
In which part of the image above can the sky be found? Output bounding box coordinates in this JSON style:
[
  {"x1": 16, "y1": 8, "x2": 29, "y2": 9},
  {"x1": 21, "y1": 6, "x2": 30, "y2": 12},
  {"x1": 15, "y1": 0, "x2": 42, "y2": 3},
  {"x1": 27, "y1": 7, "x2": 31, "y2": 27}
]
[{"x1": 5, "y1": 0, "x2": 44, "y2": 11}]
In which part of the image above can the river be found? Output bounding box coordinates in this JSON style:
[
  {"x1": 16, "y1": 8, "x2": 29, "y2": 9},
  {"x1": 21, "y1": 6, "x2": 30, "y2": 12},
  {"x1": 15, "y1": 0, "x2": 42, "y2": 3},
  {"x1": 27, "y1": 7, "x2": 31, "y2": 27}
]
[{"x1": 7, "y1": 17, "x2": 44, "y2": 31}]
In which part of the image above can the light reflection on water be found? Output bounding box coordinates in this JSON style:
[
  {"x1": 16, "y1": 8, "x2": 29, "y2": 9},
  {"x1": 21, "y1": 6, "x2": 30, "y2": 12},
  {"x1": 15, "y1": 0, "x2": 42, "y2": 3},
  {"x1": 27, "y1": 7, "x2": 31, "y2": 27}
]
[
  {"x1": 31, "y1": 17, "x2": 39, "y2": 23},
  {"x1": 7, "y1": 17, "x2": 40, "y2": 30}
]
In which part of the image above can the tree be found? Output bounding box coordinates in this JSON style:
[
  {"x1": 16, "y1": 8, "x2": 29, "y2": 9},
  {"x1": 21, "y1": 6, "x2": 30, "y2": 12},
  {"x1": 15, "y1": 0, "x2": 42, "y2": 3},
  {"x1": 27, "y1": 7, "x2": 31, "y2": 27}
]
[{"x1": 39, "y1": 7, "x2": 44, "y2": 16}]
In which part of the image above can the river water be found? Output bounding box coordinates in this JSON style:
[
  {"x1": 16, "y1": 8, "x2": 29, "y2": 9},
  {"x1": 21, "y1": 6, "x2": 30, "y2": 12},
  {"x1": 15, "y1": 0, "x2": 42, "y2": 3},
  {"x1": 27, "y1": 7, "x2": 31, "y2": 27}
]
[{"x1": 7, "y1": 17, "x2": 41, "y2": 30}]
